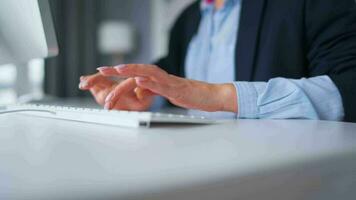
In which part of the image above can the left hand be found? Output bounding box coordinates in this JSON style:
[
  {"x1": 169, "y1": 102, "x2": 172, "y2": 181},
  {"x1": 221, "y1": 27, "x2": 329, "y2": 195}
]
[
  {"x1": 79, "y1": 72, "x2": 155, "y2": 111},
  {"x1": 97, "y1": 64, "x2": 238, "y2": 113}
]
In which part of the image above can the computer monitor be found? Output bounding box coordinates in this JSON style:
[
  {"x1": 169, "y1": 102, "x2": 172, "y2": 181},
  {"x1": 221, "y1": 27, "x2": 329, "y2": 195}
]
[{"x1": 0, "y1": 0, "x2": 58, "y2": 65}]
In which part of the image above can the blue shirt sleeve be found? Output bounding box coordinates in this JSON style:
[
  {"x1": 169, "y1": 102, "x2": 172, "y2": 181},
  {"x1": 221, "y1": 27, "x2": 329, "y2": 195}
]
[{"x1": 233, "y1": 75, "x2": 345, "y2": 120}]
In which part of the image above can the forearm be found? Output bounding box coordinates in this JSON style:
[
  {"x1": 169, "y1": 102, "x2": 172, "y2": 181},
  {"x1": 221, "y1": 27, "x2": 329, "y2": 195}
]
[{"x1": 176, "y1": 79, "x2": 238, "y2": 112}]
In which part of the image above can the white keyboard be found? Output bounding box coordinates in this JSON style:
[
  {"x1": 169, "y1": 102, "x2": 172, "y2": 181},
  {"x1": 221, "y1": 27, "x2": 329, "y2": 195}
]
[{"x1": 0, "y1": 104, "x2": 215, "y2": 128}]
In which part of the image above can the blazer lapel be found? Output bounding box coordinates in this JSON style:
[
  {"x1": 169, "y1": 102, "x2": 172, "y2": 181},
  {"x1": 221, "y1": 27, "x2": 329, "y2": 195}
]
[{"x1": 235, "y1": 0, "x2": 266, "y2": 81}]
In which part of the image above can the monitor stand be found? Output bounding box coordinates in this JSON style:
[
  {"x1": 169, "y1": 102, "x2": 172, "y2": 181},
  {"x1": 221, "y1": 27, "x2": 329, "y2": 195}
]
[{"x1": 15, "y1": 62, "x2": 33, "y2": 102}]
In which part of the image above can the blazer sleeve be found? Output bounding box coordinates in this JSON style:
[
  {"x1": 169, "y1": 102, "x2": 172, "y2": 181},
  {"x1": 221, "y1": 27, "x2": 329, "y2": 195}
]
[{"x1": 305, "y1": 0, "x2": 356, "y2": 122}]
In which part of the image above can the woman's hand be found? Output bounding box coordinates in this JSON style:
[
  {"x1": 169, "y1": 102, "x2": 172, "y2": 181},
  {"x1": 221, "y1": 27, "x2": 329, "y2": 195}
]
[
  {"x1": 79, "y1": 72, "x2": 155, "y2": 111},
  {"x1": 97, "y1": 64, "x2": 238, "y2": 113}
]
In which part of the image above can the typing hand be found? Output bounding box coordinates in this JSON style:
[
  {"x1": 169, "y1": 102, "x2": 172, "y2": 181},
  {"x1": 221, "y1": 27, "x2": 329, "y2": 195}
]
[
  {"x1": 97, "y1": 64, "x2": 238, "y2": 113},
  {"x1": 79, "y1": 72, "x2": 154, "y2": 111}
]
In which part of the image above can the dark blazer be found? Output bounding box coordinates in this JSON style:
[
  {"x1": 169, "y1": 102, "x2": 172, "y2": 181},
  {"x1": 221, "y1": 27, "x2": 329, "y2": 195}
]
[{"x1": 155, "y1": 0, "x2": 356, "y2": 122}]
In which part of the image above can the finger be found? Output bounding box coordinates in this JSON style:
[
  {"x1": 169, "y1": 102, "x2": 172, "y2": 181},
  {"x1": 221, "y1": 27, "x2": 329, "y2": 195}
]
[
  {"x1": 79, "y1": 72, "x2": 113, "y2": 90},
  {"x1": 104, "y1": 78, "x2": 137, "y2": 110},
  {"x1": 134, "y1": 87, "x2": 156, "y2": 100},
  {"x1": 97, "y1": 67, "x2": 122, "y2": 77},
  {"x1": 98, "y1": 64, "x2": 168, "y2": 82},
  {"x1": 116, "y1": 64, "x2": 168, "y2": 82},
  {"x1": 79, "y1": 73, "x2": 102, "y2": 89},
  {"x1": 89, "y1": 86, "x2": 108, "y2": 105},
  {"x1": 135, "y1": 77, "x2": 173, "y2": 98}
]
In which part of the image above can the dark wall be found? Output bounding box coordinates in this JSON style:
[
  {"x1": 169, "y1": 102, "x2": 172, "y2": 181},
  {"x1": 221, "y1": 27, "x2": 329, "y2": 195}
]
[{"x1": 45, "y1": 0, "x2": 154, "y2": 97}]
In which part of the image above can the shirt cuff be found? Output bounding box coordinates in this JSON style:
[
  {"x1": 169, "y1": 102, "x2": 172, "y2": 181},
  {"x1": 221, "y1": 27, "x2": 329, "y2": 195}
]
[{"x1": 232, "y1": 82, "x2": 259, "y2": 119}]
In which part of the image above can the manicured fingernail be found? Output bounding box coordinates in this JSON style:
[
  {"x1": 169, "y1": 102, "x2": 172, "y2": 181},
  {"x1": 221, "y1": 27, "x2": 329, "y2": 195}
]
[
  {"x1": 97, "y1": 66, "x2": 112, "y2": 71},
  {"x1": 135, "y1": 77, "x2": 148, "y2": 82},
  {"x1": 114, "y1": 64, "x2": 127, "y2": 71},
  {"x1": 79, "y1": 81, "x2": 88, "y2": 88},
  {"x1": 104, "y1": 102, "x2": 113, "y2": 110},
  {"x1": 105, "y1": 93, "x2": 114, "y2": 103}
]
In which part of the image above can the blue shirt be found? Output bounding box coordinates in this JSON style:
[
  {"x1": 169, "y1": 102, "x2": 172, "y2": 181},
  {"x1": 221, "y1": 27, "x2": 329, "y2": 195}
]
[{"x1": 184, "y1": 0, "x2": 344, "y2": 120}]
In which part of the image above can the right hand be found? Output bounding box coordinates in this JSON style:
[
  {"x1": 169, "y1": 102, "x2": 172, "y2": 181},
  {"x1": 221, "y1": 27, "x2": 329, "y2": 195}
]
[{"x1": 79, "y1": 72, "x2": 155, "y2": 111}]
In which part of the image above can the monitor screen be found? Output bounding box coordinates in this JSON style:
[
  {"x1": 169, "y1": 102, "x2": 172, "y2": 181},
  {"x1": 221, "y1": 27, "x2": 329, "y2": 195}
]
[{"x1": 0, "y1": 0, "x2": 58, "y2": 65}]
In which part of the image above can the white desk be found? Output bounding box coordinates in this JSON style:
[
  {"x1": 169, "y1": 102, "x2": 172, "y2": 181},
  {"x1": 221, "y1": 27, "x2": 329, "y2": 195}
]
[{"x1": 1, "y1": 114, "x2": 356, "y2": 200}]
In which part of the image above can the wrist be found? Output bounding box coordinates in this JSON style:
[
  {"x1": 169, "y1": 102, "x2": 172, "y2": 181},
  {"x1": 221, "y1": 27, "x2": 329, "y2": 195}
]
[{"x1": 214, "y1": 83, "x2": 238, "y2": 113}]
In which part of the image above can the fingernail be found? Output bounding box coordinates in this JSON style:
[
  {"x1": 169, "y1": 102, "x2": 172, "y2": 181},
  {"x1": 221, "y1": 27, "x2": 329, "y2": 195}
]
[
  {"x1": 114, "y1": 64, "x2": 127, "y2": 71},
  {"x1": 80, "y1": 76, "x2": 85, "y2": 81},
  {"x1": 135, "y1": 77, "x2": 148, "y2": 82},
  {"x1": 105, "y1": 93, "x2": 114, "y2": 103},
  {"x1": 104, "y1": 102, "x2": 113, "y2": 110},
  {"x1": 97, "y1": 66, "x2": 112, "y2": 71},
  {"x1": 79, "y1": 81, "x2": 88, "y2": 88}
]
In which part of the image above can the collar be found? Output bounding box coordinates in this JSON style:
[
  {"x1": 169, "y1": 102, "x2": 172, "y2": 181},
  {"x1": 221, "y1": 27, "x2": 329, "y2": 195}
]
[{"x1": 200, "y1": 0, "x2": 237, "y2": 11}]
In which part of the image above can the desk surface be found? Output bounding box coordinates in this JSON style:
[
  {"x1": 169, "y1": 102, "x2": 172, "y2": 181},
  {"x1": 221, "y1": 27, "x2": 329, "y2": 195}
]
[{"x1": 1, "y1": 114, "x2": 356, "y2": 200}]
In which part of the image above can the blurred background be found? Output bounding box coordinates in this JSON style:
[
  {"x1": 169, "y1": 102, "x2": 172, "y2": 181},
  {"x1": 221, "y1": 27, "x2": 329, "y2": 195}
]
[{"x1": 0, "y1": 0, "x2": 194, "y2": 105}]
